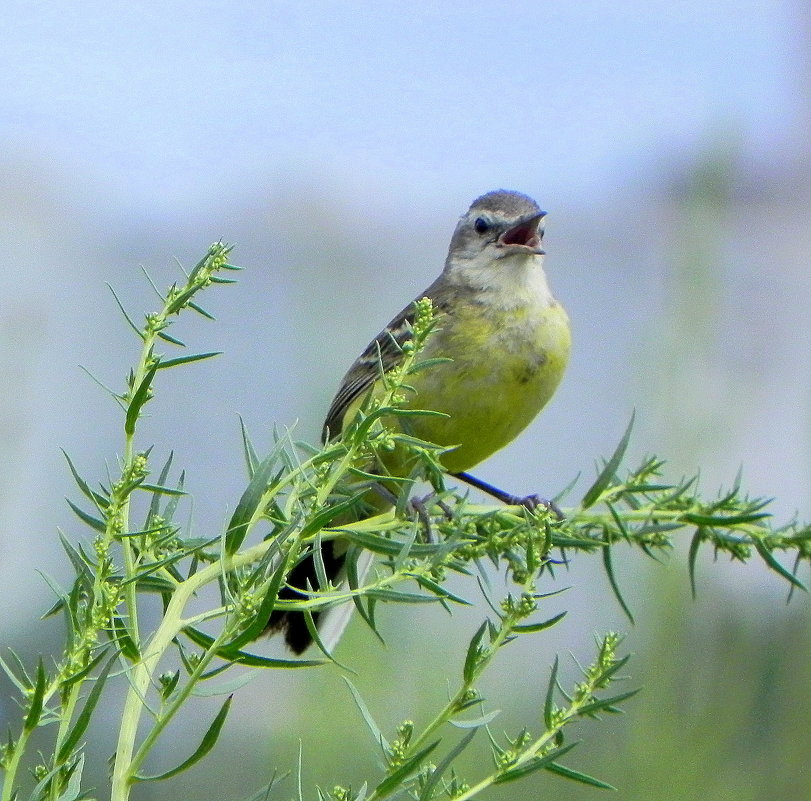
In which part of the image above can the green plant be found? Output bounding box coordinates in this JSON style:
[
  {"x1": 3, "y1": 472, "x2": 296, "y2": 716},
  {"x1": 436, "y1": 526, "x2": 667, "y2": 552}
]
[{"x1": 1, "y1": 243, "x2": 808, "y2": 801}]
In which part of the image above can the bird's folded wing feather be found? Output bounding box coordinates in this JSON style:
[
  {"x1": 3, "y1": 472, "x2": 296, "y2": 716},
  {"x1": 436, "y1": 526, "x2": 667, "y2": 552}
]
[
  {"x1": 322, "y1": 303, "x2": 416, "y2": 441},
  {"x1": 322, "y1": 278, "x2": 454, "y2": 442}
]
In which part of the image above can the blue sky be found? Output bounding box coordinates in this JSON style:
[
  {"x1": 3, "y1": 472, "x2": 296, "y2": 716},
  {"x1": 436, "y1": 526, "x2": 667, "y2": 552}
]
[{"x1": 2, "y1": 1, "x2": 802, "y2": 212}]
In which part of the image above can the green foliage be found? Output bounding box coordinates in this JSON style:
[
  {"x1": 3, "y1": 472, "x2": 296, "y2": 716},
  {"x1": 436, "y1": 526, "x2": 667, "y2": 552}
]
[{"x1": 1, "y1": 246, "x2": 809, "y2": 801}]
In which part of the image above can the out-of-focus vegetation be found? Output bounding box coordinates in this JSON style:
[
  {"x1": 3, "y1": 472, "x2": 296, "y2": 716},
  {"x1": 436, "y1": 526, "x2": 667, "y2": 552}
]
[{"x1": 2, "y1": 131, "x2": 810, "y2": 798}]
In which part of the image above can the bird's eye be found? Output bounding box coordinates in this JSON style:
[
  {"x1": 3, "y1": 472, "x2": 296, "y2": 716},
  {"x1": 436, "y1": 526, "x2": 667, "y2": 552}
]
[{"x1": 473, "y1": 217, "x2": 490, "y2": 235}]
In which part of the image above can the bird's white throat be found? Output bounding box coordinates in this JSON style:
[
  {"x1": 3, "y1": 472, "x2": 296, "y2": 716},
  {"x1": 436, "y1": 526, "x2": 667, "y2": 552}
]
[{"x1": 447, "y1": 250, "x2": 554, "y2": 310}]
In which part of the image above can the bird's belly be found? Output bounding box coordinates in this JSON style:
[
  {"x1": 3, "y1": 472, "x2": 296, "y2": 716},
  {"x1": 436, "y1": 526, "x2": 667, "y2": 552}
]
[{"x1": 396, "y1": 301, "x2": 570, "y2": 473}]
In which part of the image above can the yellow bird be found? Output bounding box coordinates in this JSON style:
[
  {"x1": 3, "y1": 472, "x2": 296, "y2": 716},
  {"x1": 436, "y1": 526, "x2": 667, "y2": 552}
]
[{"x1": 268, "y1": 190, "x2": 570, "y2": 652}]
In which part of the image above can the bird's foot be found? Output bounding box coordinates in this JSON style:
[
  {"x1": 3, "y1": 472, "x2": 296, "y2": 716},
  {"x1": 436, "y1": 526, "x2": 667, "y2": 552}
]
[
  {"x1": 410, "y1": 494, "x2": 455, "y2": 541},
  {"x1": 505, "y1": 493, "x2": 565, "y2": 520}
]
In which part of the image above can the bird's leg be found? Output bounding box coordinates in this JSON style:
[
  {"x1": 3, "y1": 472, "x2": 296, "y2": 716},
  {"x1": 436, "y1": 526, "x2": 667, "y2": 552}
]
[
  {"x1": 410, "y1": 494, "x2": 455, "y2": 542},
  {"x1": 452, "y1": 471, "x2": 564, "y2": 519},
  {"x1": 410, "y1": 495, "x2": 433, "y2": 539},
  {"x1": 371, "y1": 482, "x2": 451, "y2": 542}
]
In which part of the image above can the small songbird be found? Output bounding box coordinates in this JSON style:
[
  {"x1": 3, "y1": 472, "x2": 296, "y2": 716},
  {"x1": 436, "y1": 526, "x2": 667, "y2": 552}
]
[{"x1": 268, "y1": 190, "x2": 571, "y2": 653}]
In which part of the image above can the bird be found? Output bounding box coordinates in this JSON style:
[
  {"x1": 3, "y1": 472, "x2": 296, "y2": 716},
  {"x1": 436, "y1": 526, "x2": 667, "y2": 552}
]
[{"x1": 267, "y1": 189, "x2": 571, "y2": 653}]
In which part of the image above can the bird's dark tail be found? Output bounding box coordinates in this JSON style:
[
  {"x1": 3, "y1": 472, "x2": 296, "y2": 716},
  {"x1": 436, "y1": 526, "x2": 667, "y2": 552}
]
[{"x1": 264, "y1": 540, "x2": 347, "y2": 654}]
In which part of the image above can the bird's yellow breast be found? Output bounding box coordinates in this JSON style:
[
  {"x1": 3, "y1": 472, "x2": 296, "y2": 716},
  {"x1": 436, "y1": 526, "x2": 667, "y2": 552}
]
[{"x1": 389, "y1": 297, "x2": 570, "y2": 474}]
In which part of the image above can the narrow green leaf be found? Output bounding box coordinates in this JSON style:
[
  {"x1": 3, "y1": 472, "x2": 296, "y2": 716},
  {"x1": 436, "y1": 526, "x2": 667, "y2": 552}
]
[
  {"x1": 463, "y1": 621, "x2": 488, "y2": 683},
  {"x1": 581, "y1": 412, "x2": 635, "y2": 509},
  {"x1": 23, "y1": 659, "x2": 47, "y2": 731},
  {"x1": 687, "y1": 528, "x2": 702, "y2": 599},
  {"x1": 312, "y1": 534, "x2": 328, "y2": 590},
  {"x1": 752, "y1": 538, "x2": 807, "y2": 591},
  {"x1": 543, "y1": 656, "x2": 559, "y2": 730},
  {"x1": 225, "y1": 450, "x2": 279, "y2": 554},
  {"x1": 409, "y1": 356, "x2": 454, "y2": 374},
  {"x1": 475, "y1": 573, "x2": 504, "y2": 620},
  {"x1": 341, "y1": 529, "x2": 440, "y2": 558},
  {"x1": 374, "y1": 740, "x2": 440, "y2": 797},
  {"x1": 239, "y1": 416, "x2": 260, "y2": 477},
  {"x1": 54, "y1": 752, "x2": 86, "y2": 801},
  {"x1": 685, "y1": 511, "x2": 770, "y2": 526},
  {"x1": 156, "y1": 330, "x2": 186, "y2": 346},
  {"x1": 0, "y1": 652, "x2": 31, "y2": 694},
  {"x1": 787, "y1": 552, "x2": 803, "y2": 603},
  {"x1": 25, "y1": 759, "x2": 71, "y2": 801},
  {"x1": 576, "y1": 688, "x2": 639, "y2": 717},
  {"x1": 347, "y1": 548, "x2": 386, "y2": 646},
  {"x1": 140, "y1": 264, "x2": 166, "y2": 301},
  {"x1": 299, "y1": 492, "x2": 369, "y2": 539},
  {"x1": 384, "y1": 412, "x2": 453, "y2": 431},
  {"x1": 120, "y1": 543, "x2": 212, "y2": 586},
  {"x1": 595, "y1": 653, "x2": 631, "y2": 685},
  {"x1": 138, "y1": 483, "x2": 187, "y2": 497},
  {"x1": 419, "y1": 729, "x2": 477, "y2": 801},
  {"x1": 164, "y1": 469, "x2": 185, "y2": 522},
  {"x1": 494, "y1": 742, "x2": 578, "y2": 784},
  {"x1": 411, "y1": 575, "x2": 471, "y2": 606},
  {"x1": 188, "y1": 301, "x2": 215, "y2": 319},
  {"x1": 343, "y1": 677, "x2": 390, "y2": 752},
  {"x1": 66, "y1": 500, "x2": 106, "y2": 534},
  {"x1": 449, "y1": 709, "x2": 500, "y2": 729},
  {"x1": 601, "y1": 533, "x2": 634, "y2": 624},
  {"x1": 243, "y1": 771, "x2": 287, "y2": 801},
  {"x1": 183, "y1": 626, "x2": 324, "y2": 668},
  {"x1": 345, "y1": 465, "x2": 408, "y2": 483},
  {"x1": 57, "y1": 658, "x2": 114, "y2": 761},
  {"x1": 62, "y1": 451, "x2": 109, "y2": 510},
  {"x1": 134, "y1": 696, "x2": 233, "y2": 781},
  {"x1": 304, "y1": 607, "x2": 353, "y2": 669},
  {"x1": 106, "y1": 283, "x2": 144, "y2": 339},
  {"x1": 224, "y1": 543, "x2": 292, "y2": 649},
  {"x1": 187, "y1": 248, "x2": 212, "y2": 281},
  {"x1": 192, "y1": 671, "x2": 255, "y2": 696},
  {"x1": 392, "y1": 522, "x2": 419, "y2": 572},
  {"x1": 125, "y1": 362, "x2": 159, "y2": 435},
  {"x1": 513, "y1": 611, "x2": 567, "y2": 634},
  {"x1": 364, "y1": 588, "x2": 440, "y2": 603},
  {"x1": 79, "y1": 364, "x2": 126, "y2": 410},
  {"x1": 295, "y1": 740, "x2": 304, "y2": 801},
  {"x1": 605, "y1": 499, "x2": 632, "y2": 544},
  {"x1": 58, "y1": 531, "x2": 95, "y2": 576},
  {"x1": 149, "y1": 451, "x2": 174, "y2": 521},
  {"x1": 36, "y1": 569, "x2": 67, "y2": 611},
  {"x1": 109, "y1": 616, "x2": 140, "y2": 661},
  {"x1": 155, "y1": 351, "x2": 222, "y2": 370},
  {"x1": 545, "y1": 760, "x2": 616, "y2": 789}
]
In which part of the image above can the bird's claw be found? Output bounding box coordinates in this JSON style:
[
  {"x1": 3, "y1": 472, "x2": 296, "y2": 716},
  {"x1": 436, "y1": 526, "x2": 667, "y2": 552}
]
[
  {"x1": 410, "y1": 494, "x2": 454, "y2": 541},
  {"x1": 508, "y1": 493, "x2": 565, "y2": 520}
]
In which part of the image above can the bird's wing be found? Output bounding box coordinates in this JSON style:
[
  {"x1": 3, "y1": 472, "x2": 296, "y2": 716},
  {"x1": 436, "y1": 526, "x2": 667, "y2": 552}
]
[{"x1": 322, "y1": 279, "x2": 449, "y2": 442}]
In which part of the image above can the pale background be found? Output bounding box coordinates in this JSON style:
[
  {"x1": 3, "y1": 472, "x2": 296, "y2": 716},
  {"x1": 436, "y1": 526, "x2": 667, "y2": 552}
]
[{"x1": 1, "y1": 2, "x2": 809, "y2": 799}]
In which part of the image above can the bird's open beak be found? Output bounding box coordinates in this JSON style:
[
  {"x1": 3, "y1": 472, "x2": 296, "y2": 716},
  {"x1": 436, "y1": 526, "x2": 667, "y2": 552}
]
[{"x1": 497, "y1": 212, "x2": 546, "y2": 255}]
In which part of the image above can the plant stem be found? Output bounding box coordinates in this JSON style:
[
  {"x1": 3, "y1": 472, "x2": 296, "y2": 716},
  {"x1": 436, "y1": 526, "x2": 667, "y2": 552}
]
[
  {"x1": 47, "y1": 681, "x2": 82, "y2": 801},
  {"x1": 109, "y1": 540, "x2": 267, "y2": 801},
  {"x1": 1, "y1": 729, "x2": 31, "y2": 801}
]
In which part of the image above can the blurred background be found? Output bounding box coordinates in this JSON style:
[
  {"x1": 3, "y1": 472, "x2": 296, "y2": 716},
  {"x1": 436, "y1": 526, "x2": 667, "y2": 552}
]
[{"x1": 1, "y1": 2, "x2": 810, "y2": 799}]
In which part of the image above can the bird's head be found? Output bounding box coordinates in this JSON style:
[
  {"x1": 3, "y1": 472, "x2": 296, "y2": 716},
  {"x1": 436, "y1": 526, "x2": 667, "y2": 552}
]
[{"x1": 445, "y1": 190, "x2": 546, "y2": 272}]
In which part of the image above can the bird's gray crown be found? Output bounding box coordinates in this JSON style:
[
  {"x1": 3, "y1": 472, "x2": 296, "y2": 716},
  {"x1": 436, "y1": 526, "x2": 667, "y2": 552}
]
[{"x1": 468, "y1": 190, "x2": 541, "y2": 219}]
